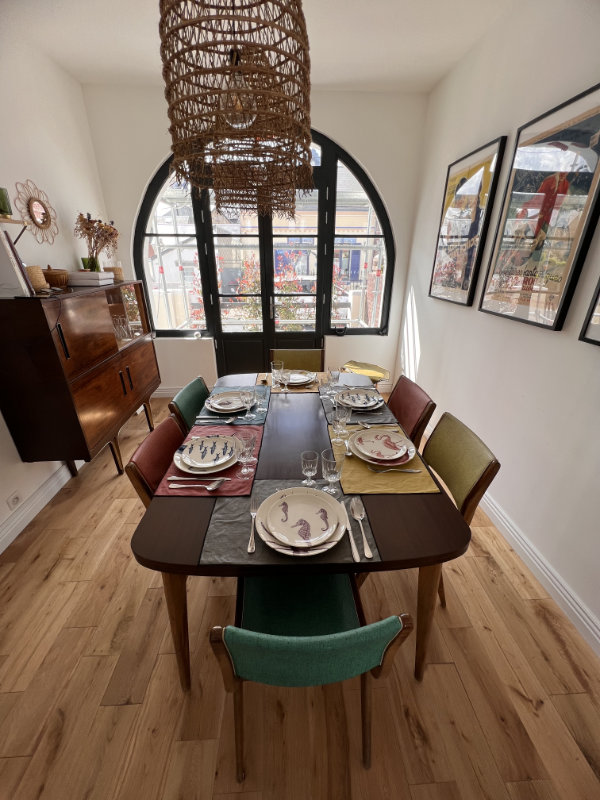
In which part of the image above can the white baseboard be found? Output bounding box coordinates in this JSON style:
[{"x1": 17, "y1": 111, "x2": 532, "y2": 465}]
[
  {"x1": 0, "y1": 464, "x2": 72, "y2": 555},
  {"x1": 482, "y1": 494, "x2": 600, "y2": 657},
  {"x1": 152, "y1": 385, "x2": 178, "y2": 398}
]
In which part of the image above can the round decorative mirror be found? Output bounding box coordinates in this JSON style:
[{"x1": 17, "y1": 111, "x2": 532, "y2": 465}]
[{"x1": 14, "y1": 179, "x2": 59, "y2": 244}]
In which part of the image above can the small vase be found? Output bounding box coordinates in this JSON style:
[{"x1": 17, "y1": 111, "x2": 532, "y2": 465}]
[{"x1": 81, "y1": 257, "x2": 100, "y2": 272}]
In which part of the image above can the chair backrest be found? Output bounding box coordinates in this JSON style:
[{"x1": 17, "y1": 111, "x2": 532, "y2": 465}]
[
  {"x1": 422, "y1": 411, "x2": 500, "y2": 525},
  {"x1": 168, "y1": 376, "x2": 210, "y2": 433},
  {"x1": 125, "y1": 414, "x2": 185, "y2": 507},
  {"x1": 270, "y1": 348, "x2": 324, "y2": 372},
  {"x1": 387, "y1": 375, "x2": 436, "y2": 449},
  {"x1": 218, "y1": 615, "x2": 411, "y2": 688}
]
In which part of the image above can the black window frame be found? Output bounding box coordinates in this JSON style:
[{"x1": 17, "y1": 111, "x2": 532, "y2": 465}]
[{"x1": 133, "y1": 128, "x2": 396, "y2": 337}]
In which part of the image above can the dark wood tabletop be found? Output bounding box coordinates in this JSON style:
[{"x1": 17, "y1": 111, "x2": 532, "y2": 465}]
[{"x1": 131, "y1": 375, "x2": 471, "y2": 576}]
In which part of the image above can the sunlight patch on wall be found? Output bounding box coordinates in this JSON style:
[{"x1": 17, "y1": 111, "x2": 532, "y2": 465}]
[{"x1": 401, "y1": 286, "x2": 420, "y2": 381}]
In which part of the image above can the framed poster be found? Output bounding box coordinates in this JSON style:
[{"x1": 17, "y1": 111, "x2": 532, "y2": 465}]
[
  {"x1": 429, "y1": 136, "x2": 506, "y2": 306},
  {"x1": 579, "y1": 275, "x2": 600, "y2": 345},
  {"x1": 480, "y1": 82, "x2": 600, "y2": 329}
]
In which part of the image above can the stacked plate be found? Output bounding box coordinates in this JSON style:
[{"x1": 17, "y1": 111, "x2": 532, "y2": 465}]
[
  {"x1": 174, "y1": 434, "x2": 240, "y2": 475},
  {"x1": 335, "y1": 387, "x2": 384, "y2": 411},
  {"x1": 205, "y1": 391, "x2": 246, "y2": 414},
  {"x1": 255, "y1": 487, "x2": 347, "y2": 557},
  {"x1": 286, "y1": 370, "x2": 317, "y2": 386},
  {"x1": 347, "y1": 429, "x2": 416, "y2": 466}
]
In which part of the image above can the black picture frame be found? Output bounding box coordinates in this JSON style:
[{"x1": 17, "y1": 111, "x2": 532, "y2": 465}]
[
  {"x1": 479, "y1": 82, "x2": 600, "y2": 330},
  {"x1": 428, "y1": 136, "x2": 506, "y2": 307},
  {"x1": 579, "y1": 274, "x2": 600, "y2": 345}
]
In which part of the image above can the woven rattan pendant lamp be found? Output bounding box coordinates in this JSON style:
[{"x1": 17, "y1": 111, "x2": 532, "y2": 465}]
[{"x1": 159, "y1": 0, "x2": 313, "y2": 218}]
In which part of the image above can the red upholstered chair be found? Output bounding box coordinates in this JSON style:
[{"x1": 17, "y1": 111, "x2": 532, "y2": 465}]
[
  {"x1": 387, "y1": 375, "x2": 436, "y2": 449},
  {"x1": 125, "y1": 414, "x2": 185, "y2": 508}
]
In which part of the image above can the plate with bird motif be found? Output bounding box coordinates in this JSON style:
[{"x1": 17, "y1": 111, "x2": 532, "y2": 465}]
[
  {"x1": 352, "y1": 429, "x2": 408, "y2": 461},
  {"x1": 262, "y1": 488, "x2": 343, "y2": 548},
  {"x1": 335, "y1": 388, "x2": 383, "y2": 410},
  {"x1": 348, "y1": 430, "x2": 415, "y2": 465}
]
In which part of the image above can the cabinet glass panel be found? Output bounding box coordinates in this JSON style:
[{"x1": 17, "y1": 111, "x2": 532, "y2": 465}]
[{"x1": 106, "y1": 284, "x2": 149, "y2": 348}]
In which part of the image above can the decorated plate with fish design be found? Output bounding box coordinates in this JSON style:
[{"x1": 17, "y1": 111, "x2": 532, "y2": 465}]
[
  {"x1": 263, "y1": 488, "x2": 343, "y2": 548},
  {"x1": 352, "y1": 429, "x2": 408, "y2": 461},
  {"x1": 255, "y1": 489, "x2": 346, "y2": 555},
  {"x1": 335, "y1": 388, "x2": 383, "y2": 410},
  {"x1": 205, "y1": 391, "x2": 246, "y2": 413},
  {"x1": 348, "y1": 431, "x2": 416, "y2": 465},
  {"x1": 181, "y1": 435, "x2": 239, "y2": 468},
  {"x1": 174, "y1": 436, "x2": 240, "y2": 475}
]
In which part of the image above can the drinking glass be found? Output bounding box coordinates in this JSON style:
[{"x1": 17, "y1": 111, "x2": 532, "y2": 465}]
[
  {"x1": 240, "y1": 388, "x2": 256, "y2": 420},
  {"x1": 321, "y1": 447, "x2": 342, "y2": 495},
  {"x1": 327, "y1": 367, "x2": 341, "y2": 399},
  {"x1": 280, "y1": 368, "x2": 291, "y2": 394},
  {"x1": 301, "y1": 450, "x2": 319, "y2": 486},
  {"x1": 270, "y1": 360, "x2": 283, "y2": 389},
  {"x1": 331, "y1": 405, "x2": 351, "y2": 444},
  {"x1": 236, "y1": 431, "x2": 257, "y2": 478}
]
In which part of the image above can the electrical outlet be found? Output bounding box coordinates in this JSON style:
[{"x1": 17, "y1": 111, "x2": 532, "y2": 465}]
[{"x1": 6, "y1": 492, "x2": 21, "y2": 511}]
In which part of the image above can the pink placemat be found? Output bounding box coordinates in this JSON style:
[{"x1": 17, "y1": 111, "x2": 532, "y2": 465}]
[{"x1": 155, "y1": 425, "x2": 263, "y2": 497}]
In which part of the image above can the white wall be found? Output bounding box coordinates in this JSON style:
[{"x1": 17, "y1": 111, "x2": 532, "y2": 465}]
[
  {"x1": 0, "y1": 32, "x2": 108, "y2": 538},
  {"x1": 83, "y1": 85, "x2": 428, "y2": 390},
  {"x1": 401, "y1": 0, "x2": 600, "y2": 645}
]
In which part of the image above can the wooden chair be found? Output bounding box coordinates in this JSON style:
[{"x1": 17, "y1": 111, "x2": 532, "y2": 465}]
[
  {"x1": 211, "y1": 573, "x2": 413, "y2": 781},
  {"x1": 387, "y1": 375, "x2": 436, "y2": 449},
  {"x1": 422, "y1": 412, "x2": 500, "y2": 607},
  {"x1": 269, "y1": 348, "x2": 324, "y2": 372},
  {"x1": 125, "y1": 414, "x2": 185, "y2": 508},
  {"x1": 168, "y1": 376, "x2": 210, "y2": 434}
]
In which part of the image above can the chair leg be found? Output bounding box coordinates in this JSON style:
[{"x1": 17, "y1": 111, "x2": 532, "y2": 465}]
[
  {"x1": 361, "y1": 672, "x2": 372, "y2": 768},
  {"x1": 355, "y1": 572, "x2": 368, "y2": 589},
  {"x1": 234, "y1": 681, "x2": 245, "y2": 782},
  {"x1": 437, "y1": 569, "x2": 447, "y2": 608}
]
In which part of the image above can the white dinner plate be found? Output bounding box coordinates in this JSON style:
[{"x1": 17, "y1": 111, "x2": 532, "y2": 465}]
[
  {"x1": 205, "y1": 391, "x2": 246, "y2": 413},
  {"x1": 173, "y1": 439, "x2": 240, "y2": 475},
  {"x1": 287, "y1": 370, "x2": 317, "y2": 386},
  {"x1": 181, "y1": 435, "x2": 238, "y2": 468},
  {"x1": 335, "y1": 388, "x2": 383, "y2": 410},
  {"x1": 352, "y1": 429, "x2": 409, "y2": 461},
  {"x1": 348, "y1": 430, "x2": 416, "y2": 465},
  {"x1": 265, "y1": 487, "x2": 341, "y2": 548},
  {"x1": 255, "y1": 489, "x2": 346, "y2": 557}
]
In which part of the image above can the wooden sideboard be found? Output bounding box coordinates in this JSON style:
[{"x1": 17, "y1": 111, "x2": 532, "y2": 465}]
[{"x1": 0, "y1": 280, "x2": 160, "y2": 475}]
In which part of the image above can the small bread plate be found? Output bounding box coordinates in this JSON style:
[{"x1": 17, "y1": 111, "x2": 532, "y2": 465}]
[
  {"x1": 348, "y1": 430, "x2": 416, "y2": 465},
  {"x1": 205, "y1": 391, "x2": 246, "y2": 413},
  {"x1": 256, "y1": 488, "x2": 346, "y2": 556},
  {"x1": 288, "y1": 370, "x2": 317, "y2": 386},
  {"x1": 335, "y1": 388, "x2": 383, "y2": 410}
]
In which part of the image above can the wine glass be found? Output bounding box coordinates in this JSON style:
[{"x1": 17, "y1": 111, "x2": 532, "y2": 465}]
[
  {"x1": 240, "y1": 388, "x2": 256, "y2": 420},
  {"x1": 327, "y1": 367, "x2": 341, "y2": 399},
  {"x1": 301, "y1": 450, "x2": 319, "y2": 486},
  {"x1": 331, "y1": 404, "x2": 351, "y2": 444},
  {"x1": 270, "y1": 360, "x2": 283, "y2": 389},
  {"x1": 321, "y1": 447, "x2": 342, "y2": 495},
  {"x1": 236, "y1": 431, "x2": 257, "y2": 478},
  {"x1": 280, "y1": 368, "x2": 291, "y2": 394}
]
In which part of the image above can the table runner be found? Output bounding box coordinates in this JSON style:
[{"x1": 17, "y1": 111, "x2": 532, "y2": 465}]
[
  {"x1": 329, "y1": 425, "x2": 440, "y2": 495},
  {"x1": 258, "y1": 372, "x2": 320, "y2": 393},
  {"x1": 319, "y1": 387, "x2": 398, "y2": 425},
  {"x1": 155, "y1": 425, "x2": 263, "y2": 497},
  {"x1": 196, "y1": 385, "x2": 270, "y2": 424},
  {"x1": 199, "y1": 479, "x2": 380, "y2": 566}
]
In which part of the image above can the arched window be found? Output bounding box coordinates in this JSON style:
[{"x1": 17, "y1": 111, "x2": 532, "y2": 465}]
[{"x1": 134, "y1": 130, "x2": 395, "y2": 371}]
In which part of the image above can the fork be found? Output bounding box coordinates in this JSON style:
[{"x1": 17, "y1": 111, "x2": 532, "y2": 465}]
[
  {"x1": 247, "y1": 496, "x2": 259, "y2": 553},
  {"x1": 350, "y1": 497, "x2": 372, "y2": 559},
  {"x1": 195, "y1": 416, "x2": 235, "y2": 424},
  {"x1": 367, "y1": 466, "x2": 421, "y2": 474}
]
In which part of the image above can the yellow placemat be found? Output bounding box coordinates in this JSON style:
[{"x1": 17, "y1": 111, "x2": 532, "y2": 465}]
[
  {"x1": 258, "y1": 372, "x2": 319, "y2": 393},
  {"x1": 328, "y1": 425, "x2": 440, "y2": 495}
]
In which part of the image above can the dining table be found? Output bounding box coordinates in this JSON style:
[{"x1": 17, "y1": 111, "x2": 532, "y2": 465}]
[{"x1": 130, "y1": 372, "x2": 471, "y2": 690}]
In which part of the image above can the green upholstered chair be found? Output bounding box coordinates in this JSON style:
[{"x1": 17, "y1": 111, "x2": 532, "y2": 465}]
[
  {"x1": 168, "y1": 376, "x2": 210, "y2": 433},
  {"x1": 270, "y1": 348, "x2": 324, "y2": 372},
  {"x1": 210, "y1": 573, "x2": 413, "y2": 782},
  {"x1": 422, "y1": 411, "x2": 500, "y2": 607},
  {"x1": 387, "y1": 375, "x2": 436, "y2": 450}
]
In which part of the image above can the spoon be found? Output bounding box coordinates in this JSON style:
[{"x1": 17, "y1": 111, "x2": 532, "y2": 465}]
[
  {"x1": 167, "y1": 476, "x2": 231, "y2": 481},
  {"x1": 367, "y1": 466, "x2": 421, "y2": 474},
  {"x1": 194, "y1": 417, "x2": 235, "y2": 424},
  {"x1": 168, "y1": 479, "x2": 226, "y2": 490}
]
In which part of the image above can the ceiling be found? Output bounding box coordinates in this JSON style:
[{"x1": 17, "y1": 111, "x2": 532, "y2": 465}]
[{"x1": 5, "y1": 0, "x2": 515, "y2": 92}]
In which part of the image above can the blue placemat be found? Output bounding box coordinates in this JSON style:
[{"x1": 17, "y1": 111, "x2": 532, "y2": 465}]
[{"x1": 196, "y1": 385, "x2": 271, "y2": 425}]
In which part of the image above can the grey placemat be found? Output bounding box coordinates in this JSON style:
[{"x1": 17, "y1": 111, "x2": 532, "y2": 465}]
[
  {"x1": 199, "y1": 479, "x2": 380, "y2": 566},
  {"x1": 196, "y1": 385, "x2": 270, "y2": 425},
  {"x1": 318, "y1": 387, "x2": 398, "y2": 425}
]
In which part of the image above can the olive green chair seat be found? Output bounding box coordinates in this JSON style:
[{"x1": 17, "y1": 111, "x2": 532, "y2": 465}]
[
  {"x1": 168, "y1": 376, "x2": 210, "y2": 433},
  {"x1": 211, "y1": 573, "x2": 413, "y2": 781},
  {"x1": 422, "y1": 412, "x2": 500, "y2": 607},
  {"x1": 270, "y1": 348, "x2": 324, "y2": 372}
]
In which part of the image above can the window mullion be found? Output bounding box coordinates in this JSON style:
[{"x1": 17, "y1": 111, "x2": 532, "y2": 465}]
[{"x1": 319, "y1": 147, "x2": 337, "y2": 336}]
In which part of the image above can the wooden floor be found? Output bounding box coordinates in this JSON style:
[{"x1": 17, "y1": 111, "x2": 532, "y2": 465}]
[{"x1": 1, "y1": 399, "x2": 599, "y2": 800}]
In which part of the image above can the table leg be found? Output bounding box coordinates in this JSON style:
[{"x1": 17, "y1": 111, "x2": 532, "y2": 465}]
[
  {"x1": 414, "y1": 562, "x2": 443, "y2": 681},
  {"x1": 161, "y1": 572, "x2": 190, "y2": 691}
]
